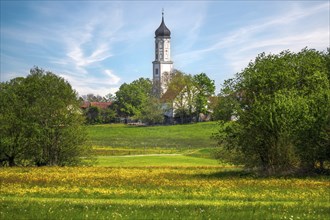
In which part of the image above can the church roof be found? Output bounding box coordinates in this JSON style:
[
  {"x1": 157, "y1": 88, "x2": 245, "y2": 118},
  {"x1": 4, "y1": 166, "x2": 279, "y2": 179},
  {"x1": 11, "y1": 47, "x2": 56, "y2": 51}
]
[
  {"x1": 155, "y1": 12, "x2": 171, "y2": 37},
  {"x1": 80, "y1": 101, "x2": 112, "y2": 109}
]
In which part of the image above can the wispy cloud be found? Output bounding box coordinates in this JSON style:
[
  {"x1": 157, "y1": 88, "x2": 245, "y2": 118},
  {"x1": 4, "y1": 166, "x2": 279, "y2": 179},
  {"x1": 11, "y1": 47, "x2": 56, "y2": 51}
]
[
  {"x1": 175, "y1": 2, "x2": 329, "y2": 74},
  {"x1": 224, "y1": 2, "x2": 329, "y2": 73},
  {"x1": 1, "y1": 1, "x2": 328, "y2": 96},
  {"x1": 1, "y1": 2, "x2": 125, "y2": 95},
  {"x1": 59, "y1": 68, "x2": 120, "y2": 96}
]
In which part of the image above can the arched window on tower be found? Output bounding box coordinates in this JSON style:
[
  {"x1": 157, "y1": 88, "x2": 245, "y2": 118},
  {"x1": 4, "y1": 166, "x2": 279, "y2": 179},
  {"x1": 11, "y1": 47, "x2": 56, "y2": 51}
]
[{"x1": 155, "y1": 68, "x2": 159, "y2": 75}]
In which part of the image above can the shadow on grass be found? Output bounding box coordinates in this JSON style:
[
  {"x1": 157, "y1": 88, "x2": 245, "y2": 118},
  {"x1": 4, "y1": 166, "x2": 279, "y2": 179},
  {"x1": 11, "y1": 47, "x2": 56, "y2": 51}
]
[{"x1": 194, "y1": 169, "x2": 255, "y2": 179}]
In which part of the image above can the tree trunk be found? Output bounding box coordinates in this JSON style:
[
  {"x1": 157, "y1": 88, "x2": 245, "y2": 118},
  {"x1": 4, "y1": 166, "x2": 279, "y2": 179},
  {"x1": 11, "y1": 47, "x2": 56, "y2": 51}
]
[
  {"x1": 319, "y1": 160, "x2": 324, "y2": 170},
  {"x1": 8, "y1": 156, "x2": 15, "y2": 167}
]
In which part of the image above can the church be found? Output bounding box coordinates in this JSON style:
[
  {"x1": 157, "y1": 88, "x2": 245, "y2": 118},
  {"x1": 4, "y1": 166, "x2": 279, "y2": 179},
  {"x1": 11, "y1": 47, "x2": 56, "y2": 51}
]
[
  {"x1": 151, "y1": 11, "x2": 177, "y2": 121},
  {"x1": 152, "y1": 11, "x2": 174, "y2": 98},
  {"x1": 151, "y1": 11, "x2": 213, "y2": 124}
]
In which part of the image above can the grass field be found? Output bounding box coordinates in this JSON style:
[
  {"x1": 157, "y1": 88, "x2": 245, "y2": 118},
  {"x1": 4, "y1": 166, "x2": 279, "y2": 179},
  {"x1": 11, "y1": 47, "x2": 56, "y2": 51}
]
[
  {"x1": 95, "y1": 155, "x2": 221, "y2": 167},
  {"x1": 1, "y1": 167, "x2": 329, "y2": 219},
  {"x1": 1, "y1": 122, "x2": 329, "y2": 219},
  {"x1": 86, "y1": 122, "x2": 218, "y2": 149}
]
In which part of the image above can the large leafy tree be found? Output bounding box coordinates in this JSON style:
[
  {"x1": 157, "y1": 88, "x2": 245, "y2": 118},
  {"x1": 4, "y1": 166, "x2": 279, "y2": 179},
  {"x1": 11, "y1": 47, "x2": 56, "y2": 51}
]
[
  {"x1": 164, "y1": 71, "x2": 215, "y2": 123},
  {"x1": 165, "y1": 71, "x2": 196, "y2": 123},
  {"x1": 115, "y1": 78, "x2": 152, "y2": 118},
  {"x1": 0, "y1": 67, "x2": 88, "y2": 166},
  {"x1": 193, "y1": 73, "x2": 215, "y2": 121},
  {"x1": 139, "y1": 97, "x2": 165, "y2": 125},
  {"x1": 213, "y1": 79, "x2": 240, "y2": 121},
  {"x1": 0, "y1": 77, "x2": 32, "y2": 166},
  {"x1": 85, "y1": 106, "x2": 101, "y2": 124},
  {"x1": 214, "y1": 48, "x2": 330, "y2": 174}
]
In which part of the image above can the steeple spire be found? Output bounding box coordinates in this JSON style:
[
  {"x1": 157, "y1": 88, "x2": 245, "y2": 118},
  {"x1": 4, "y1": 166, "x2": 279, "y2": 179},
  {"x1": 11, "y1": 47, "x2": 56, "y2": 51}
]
[{"x1": 155, "y1": 9, "x2": 171, "y2": 37}]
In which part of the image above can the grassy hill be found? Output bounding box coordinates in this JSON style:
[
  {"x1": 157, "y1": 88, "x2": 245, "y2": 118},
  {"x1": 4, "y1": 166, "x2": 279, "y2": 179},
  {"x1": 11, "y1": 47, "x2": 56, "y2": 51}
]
[
  {"x1": 86, "y1": 122, "x2": 218, "y2": 149},
  {"x1": 86, "y1": 122, "x2": 220, "y2": 166}
]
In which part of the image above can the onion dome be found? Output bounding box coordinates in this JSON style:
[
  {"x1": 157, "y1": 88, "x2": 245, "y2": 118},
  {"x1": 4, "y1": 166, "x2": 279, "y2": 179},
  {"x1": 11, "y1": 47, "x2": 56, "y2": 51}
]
[{"x1": 155, "y1": 11, "x2": 171, "y2": 37}]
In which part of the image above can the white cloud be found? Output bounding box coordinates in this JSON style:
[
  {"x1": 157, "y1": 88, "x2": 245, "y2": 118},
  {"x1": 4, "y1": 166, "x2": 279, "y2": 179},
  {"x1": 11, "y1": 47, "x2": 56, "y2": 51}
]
[
  {"x1": 59, "y1": 68, "x2": 121, "y2": 96},
  {"x1": 60, "y1": 7, "x2": 124, "y2": 73},
  {"x1": 74, "y1": 85, "x2": 119, "y2": 97},
  {"x1": 175, "y1": 1, "x2": 329, "y2": 75},
  {"x1": 104, "y1": 69, "x2": 120, "y2": 85}
]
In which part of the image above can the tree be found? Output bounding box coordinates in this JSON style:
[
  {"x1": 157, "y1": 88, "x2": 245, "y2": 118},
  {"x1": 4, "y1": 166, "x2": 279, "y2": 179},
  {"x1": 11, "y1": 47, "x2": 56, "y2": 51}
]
[
  {"x1": 85, "y1": 106, "x2": 101, "y2": 124},
  {"x1": 0, "y1": 67, "x2": 88, "y2": 166},
  {"x1": 214, "y1": 48, "x2": 330, "y2": 174},
  {"x1": 164, "y1": 71, "x2": 215, "y2": 123},
  {"x1": 193, "y1": 73, "x2": 215, "y2": 121},
  {"x1": 104, "y1": 93, "x2": 116, "y2": 102},
  {"x1": 213, "y1": 78, "x2": 240, "y2": 121},
  {"x1": 139, "y1": 97, "x2": 164, "y2": 125},
  {"x1": 165, "y1": 71, "x2": 196, "y2": 123},
  {"x1": 0, "y1": 78, "x2": 32, "y2": 166},
  {"x1": 115, "y1": 78, "x2": 152, "y2": 118},
  {"x1": 290, "y1": 48, "x2": 330, "y2": 171},
  {"x1": 100, "y1": 108, "x2": 116, "y2": 123},
  {"x1": 81, "y1": 93, "x2": 104, "y2": 102}
]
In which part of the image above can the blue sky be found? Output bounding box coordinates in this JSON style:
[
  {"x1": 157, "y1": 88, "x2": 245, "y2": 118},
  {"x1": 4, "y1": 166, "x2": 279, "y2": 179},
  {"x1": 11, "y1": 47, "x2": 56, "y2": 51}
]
[{"x1": 1, "y1": 1, "x2": 329, "y2": 96}]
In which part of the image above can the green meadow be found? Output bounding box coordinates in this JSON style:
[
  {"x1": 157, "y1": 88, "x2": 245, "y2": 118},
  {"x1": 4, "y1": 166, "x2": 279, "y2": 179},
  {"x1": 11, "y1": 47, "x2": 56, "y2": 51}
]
[
  {"x1": 87, "y1": 122, "x2": 218, "y2": 148},
  {"x1": 1, "y1": 122, "x2": 329, "y2": 219},
  {"x1": 96, "y1": 155, "x2": 220, "y2": 167}
]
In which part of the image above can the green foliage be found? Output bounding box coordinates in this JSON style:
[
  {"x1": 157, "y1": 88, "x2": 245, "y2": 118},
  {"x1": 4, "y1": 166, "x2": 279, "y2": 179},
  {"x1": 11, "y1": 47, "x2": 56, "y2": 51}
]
[
  {"x1": 214, "y1": 48, "x2": 330, "y2": 174},
  {"x1": 84, "y1": 106, "x2": 116, "y2": 124},
  {"x1": 166, "y1": 71, "x2": 215, "y2": 123},
  {"x1": 213, "y1": 78, "x2": 240, "y2": 121},
  {"x1": 193, "y1": 73, "x2": 216, "y2": 120},
  {"x1": 115, "y1": 78, "x2": 152, "y2": 118},
  {"x1": 0, "y1": 67, "x2": 88, "y2": 166},
  {"x1": 100, "y1": 108, "x2": 116, "y2": 123},
  {"x1": 85, "y1": 106, "x2": 101, "y2": 124},
  {"x1": 138, "y1": 97, "x2": 164, "y2": 125},
  {"x1": 166, "y1": 71, "x2": 196, "y2": 123}
]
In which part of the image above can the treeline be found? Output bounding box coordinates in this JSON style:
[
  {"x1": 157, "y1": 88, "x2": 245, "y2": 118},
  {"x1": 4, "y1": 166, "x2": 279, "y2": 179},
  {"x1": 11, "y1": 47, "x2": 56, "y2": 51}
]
[
  {"x1": 81, "y1": 71, "x2": 216, "y2": 125},
  {"x1": 0, "y1": 67, "x2": 90, "y2": 167},
  {"x1": 213, "y1": 48, "x2": 330, "y2": 174}
]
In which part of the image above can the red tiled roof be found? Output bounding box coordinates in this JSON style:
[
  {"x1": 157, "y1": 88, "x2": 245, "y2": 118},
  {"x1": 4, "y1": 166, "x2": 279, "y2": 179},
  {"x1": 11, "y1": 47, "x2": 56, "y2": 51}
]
[
  {"x1": 90, "y1": 102, "x2": 112, "y2": 109},
  {"x1": 81, "y1": 101, "x2": 90, "y2": 109},
  {"x1": 80, "y1": 101, "x2": 112, "y2": 109}
]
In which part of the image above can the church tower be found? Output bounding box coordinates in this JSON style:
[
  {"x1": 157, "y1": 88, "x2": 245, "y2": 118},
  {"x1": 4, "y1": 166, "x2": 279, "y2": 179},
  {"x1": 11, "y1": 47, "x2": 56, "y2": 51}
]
[{"x1": 152, "y1": 11, "x2": 173, "y2": 97}]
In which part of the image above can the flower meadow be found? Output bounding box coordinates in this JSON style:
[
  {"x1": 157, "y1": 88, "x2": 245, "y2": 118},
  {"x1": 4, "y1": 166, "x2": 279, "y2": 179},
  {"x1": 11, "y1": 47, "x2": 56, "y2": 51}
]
[{"x1": 1, "y1": 166, "x2": 329, "y2": 219}]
